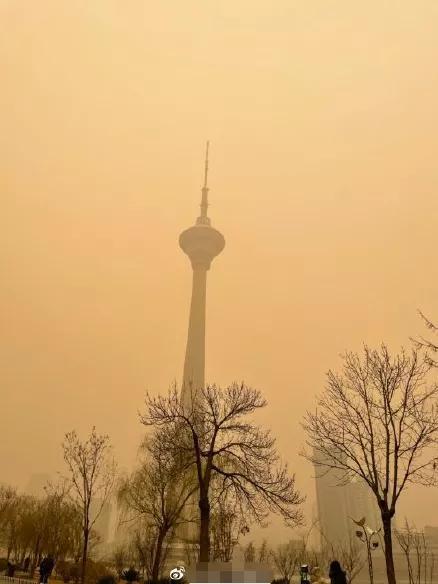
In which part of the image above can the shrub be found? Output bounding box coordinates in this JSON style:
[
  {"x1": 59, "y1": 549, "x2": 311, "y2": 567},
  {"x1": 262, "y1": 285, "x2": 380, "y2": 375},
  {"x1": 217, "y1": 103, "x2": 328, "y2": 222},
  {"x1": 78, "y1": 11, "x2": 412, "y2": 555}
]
[
  {"x1": 121, "y1": 567, "x2": 140, "y2": 582},
  {"x1": 56, "y1": 561, "x2": 81, "y2": 583},
  {"x1": 85, "y1": 561, "x2": 113, "y2": 584}
]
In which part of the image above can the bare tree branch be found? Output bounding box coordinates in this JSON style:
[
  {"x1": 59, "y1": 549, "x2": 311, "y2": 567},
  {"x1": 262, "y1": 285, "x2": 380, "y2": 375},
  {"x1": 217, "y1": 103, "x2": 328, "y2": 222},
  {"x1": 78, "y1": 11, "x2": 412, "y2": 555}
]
[
  {"x1": 62, "y1": 427, "x2": 117, "y2": 584},
  {"x1": 302, "y1": 345, "x2": 438, "y2": 584},
  {"x1": 141, "y1": 382, "x2": 303, "y2": 561}
]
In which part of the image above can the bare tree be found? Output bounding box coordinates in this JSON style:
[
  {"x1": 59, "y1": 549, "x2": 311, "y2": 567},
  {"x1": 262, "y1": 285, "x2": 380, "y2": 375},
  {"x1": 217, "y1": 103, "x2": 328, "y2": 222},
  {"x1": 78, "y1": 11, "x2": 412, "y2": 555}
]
[
  {"x1": 0, "y1": 485, "x2": 17, "y2": 529},
  {"x1": 412, "y1": 312, "x2": 438, "y2": 367},
  {"x1": 270, "y1": 541, "x2": 304, "y2": 583},
  {"x1": 0, "y1": 487, "x2": 21, "y2": 560},
  {"x1": 118, "y1": 426, "x2": 197, "y2": 582},
  {"x1": 130, "y1": 524, "x2": 159, "y2": 582},
  {"x1": 28, "y1": 481, "x2": 82, "y2": 575},
  {"x1": 184, "y1": 540, "x2": 200, "y2": 566},
  {"x1": 269, "y1": 525, "x2": 322, "y2": 584},
  {"x1": 0, "y1": 482, "x2": 85, "y2": 574},
  {"x1": 243, "y1": 541, "x2": 256, "y2": 563},
  {"x1": 395, "y1": 520, "x2": 436, "y2": 584},
  {"x1": 6, "y1": 494, "x2": 41, "y2": 565},
  {"x1": 62, "y1": 427, "x2": 117, "y2": 584},
  {"x1": 112, "y1": 544, "x2": 129, "y2": 578},
  {"x1": 258, "y1": 540, "x2": 271, "y2": 564},
  {"x1": 38, "y1": 481, "x2": 85, "y2": 563},
  {"x1": 141, "y1": 382, "x2": 303, "y2": 562},
  {"x1": 0, "y1": 482, "x2": 87, "y2": 574},
  {"x1": 210, "y1": 495, "x2": 249, "y2": 562},
  {"x1": 303, "y1": 345, "x2": 438, "y2": 584},
  {"x1": 333, "y1": 532, "x2": 365, "y2": 584}
]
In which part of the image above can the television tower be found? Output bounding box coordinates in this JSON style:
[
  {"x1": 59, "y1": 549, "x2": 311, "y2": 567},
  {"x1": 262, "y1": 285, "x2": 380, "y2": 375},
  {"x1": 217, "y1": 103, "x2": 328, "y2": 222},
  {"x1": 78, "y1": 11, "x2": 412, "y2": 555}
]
[{"x1": 179, "y1": 142, "x2": 225, "y2": 407}]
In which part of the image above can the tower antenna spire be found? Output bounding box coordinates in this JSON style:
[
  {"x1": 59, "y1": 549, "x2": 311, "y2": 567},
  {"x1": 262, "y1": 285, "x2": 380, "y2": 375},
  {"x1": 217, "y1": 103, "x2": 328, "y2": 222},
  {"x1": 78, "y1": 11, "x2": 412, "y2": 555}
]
[
  {"x1": 203, "y1": 140, "x2": 209, "y2": 189},
  {"x1": 197, "y1": 140, "x2": 211, "y2": 225}
]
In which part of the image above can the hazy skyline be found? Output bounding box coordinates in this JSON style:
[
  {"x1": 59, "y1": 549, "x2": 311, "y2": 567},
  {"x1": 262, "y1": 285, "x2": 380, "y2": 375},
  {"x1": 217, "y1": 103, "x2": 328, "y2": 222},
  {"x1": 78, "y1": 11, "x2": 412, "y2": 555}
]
[{"x1": 1, "y1": 1, "x2": 438, "y2": 543}]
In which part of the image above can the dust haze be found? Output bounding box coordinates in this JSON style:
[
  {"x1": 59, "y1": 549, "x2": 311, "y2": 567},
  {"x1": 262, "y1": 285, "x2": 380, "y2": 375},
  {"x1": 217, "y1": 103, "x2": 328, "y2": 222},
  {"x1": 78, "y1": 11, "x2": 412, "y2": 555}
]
[{"x1": 1, "y1": 0, "x2": 438, "y2": 544}]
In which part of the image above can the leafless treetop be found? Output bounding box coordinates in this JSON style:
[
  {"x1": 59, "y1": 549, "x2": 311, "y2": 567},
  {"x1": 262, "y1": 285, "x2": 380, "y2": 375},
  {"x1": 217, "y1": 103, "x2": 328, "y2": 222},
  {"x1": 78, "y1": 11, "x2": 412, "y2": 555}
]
[{"x1": 304, "y1": 345, "x2": 438, "y2": 513}]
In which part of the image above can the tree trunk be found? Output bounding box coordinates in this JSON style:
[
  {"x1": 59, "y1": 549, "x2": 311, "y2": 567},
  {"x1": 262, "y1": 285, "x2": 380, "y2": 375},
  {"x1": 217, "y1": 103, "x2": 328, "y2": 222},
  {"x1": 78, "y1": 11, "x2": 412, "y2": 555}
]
[
  {"x1": 382, "y1": 512, "x2": 397, "y2": 584},
  {"x1": 199, "y1": 496, "x2": 210, "y2": 562},
  {"x1": 29, "y1": 534, "x2": 41, "y2": 578},
  {"x1": 151, "y1": 529, "x2": 166, "y2": 583},
  {"x1": 81, "y1": 529, "x2": 89, "y2": 584}
]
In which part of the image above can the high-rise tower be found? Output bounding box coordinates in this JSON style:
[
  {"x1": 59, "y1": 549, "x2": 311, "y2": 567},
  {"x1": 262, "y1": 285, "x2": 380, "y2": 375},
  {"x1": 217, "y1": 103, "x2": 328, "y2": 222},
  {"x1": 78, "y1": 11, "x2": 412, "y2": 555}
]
[{"x1": 179, "y1": 142, "x2": 225, "y2": 407}]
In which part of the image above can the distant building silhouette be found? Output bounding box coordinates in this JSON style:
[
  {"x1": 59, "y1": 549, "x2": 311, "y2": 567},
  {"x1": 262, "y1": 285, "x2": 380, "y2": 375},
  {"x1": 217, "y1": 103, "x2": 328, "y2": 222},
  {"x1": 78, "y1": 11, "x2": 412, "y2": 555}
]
[
  {"x1": 313, "y1": 448, "x2": 379, "y2": 548},
  {"x1": 313, "y1": 448, "x2": 349, "y2": 546},
  {"x1": 345, "y1": 479, "x2": 380, "y2": 530},
  {"x1": 25, "y1": 473, "x2": 51, "y2": 498}
]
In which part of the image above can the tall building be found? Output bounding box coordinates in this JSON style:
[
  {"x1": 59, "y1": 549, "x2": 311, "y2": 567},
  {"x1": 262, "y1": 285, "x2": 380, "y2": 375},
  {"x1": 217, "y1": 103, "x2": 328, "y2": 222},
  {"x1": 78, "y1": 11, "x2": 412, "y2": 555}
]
[
  {"x1": 179, "y1": 142, "x2": 225, "y2": 408},
  {"x1": 345, "y1": 480, "x2": 380, "y2": 531},
  {"x1": 313, "y1": 448, "x2": 350, "y2": 547},
  {"x1": 313, "y1": 448, "x2": 379, "y2": 548}
]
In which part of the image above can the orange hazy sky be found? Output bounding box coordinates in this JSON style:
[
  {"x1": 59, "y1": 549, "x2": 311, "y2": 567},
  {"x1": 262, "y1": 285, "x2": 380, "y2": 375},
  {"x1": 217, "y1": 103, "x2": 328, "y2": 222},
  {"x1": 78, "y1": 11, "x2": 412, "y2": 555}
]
[{"x1": 1, "y1": 1, "x2": 438, "y2": 541}]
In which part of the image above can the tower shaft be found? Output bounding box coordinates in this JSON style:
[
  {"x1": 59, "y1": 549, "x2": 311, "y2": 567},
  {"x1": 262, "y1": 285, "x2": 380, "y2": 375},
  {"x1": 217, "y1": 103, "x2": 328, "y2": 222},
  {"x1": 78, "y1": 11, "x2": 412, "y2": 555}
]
[{"x1": 182, "y1": 267, "x2": 207, "y2": 407}]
